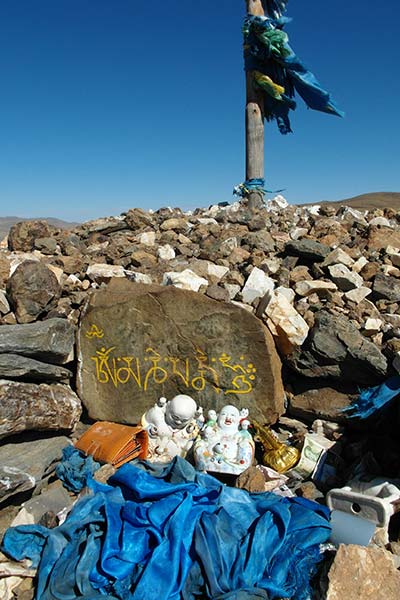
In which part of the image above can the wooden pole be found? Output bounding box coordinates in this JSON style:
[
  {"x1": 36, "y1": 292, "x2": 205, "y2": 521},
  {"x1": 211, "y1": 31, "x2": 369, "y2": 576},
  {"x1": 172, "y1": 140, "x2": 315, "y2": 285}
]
[{"x1": 245, "y1": 0, "x2": 265, "y2": 209}]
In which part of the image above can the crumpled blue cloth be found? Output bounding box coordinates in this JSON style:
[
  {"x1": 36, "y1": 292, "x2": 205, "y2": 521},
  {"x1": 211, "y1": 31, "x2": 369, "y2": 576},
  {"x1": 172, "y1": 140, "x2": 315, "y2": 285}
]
[
  {"x1": 2, "y1": 457, "x2": 331, "y2": 600},
  {"x1": 56, "y1": 445, "x2": 100, "y2": 493},
  {"x1": 342, "y1": 375, "x2": 400, "y2": 419}
]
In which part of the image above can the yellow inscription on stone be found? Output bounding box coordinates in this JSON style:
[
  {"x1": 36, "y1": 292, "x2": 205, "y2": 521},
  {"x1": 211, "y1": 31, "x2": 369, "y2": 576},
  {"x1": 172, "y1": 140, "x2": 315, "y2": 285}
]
[
  {"x1": 85, "y1": 324, "x2": 104, "y2": 339},
  {"x1": 90, "y1": 346, "x2": 256, "y2": 394}
]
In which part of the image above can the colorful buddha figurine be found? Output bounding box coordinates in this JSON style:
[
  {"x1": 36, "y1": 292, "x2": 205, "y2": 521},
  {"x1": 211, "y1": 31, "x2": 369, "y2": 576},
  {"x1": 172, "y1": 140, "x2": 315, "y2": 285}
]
[
  {"x1": 193, "y1": 405, "x2": 255, "y2": 475},
  {"x1": 141, "y1": 395, "x2": 204, "y2": 462}
]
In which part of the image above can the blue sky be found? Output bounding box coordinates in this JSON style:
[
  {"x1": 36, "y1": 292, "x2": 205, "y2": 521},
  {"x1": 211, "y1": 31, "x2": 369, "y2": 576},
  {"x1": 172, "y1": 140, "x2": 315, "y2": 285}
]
[{"x1": 0, "y1": 0, "x2": 399, "y2": 221}]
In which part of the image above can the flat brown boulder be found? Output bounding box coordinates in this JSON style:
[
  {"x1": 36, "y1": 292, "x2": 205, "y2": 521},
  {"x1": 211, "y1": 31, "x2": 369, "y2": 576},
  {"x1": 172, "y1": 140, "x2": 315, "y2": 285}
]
[{"x1": 77, "y1": 280, "x2": 285, "y2": 424}]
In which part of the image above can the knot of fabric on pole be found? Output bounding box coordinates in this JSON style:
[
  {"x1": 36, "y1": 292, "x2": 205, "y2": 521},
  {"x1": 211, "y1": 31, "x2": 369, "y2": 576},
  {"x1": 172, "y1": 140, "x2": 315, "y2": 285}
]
[{"x1": 233, "y1": 178, "x2": 284, "y2": 198}]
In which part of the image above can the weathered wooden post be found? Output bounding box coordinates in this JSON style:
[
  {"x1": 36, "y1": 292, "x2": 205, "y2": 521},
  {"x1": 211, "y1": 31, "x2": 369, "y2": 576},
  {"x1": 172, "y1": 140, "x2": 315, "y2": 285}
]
[{"x1": 245, "y1": 0, "x2": 265, "y2": 210}]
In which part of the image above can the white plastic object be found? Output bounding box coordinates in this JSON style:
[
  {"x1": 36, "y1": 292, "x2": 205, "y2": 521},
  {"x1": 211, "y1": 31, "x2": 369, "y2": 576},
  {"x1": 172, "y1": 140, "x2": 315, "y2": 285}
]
[{"x1": 326, "y1": 478, "x2": 400, "y2": 528}]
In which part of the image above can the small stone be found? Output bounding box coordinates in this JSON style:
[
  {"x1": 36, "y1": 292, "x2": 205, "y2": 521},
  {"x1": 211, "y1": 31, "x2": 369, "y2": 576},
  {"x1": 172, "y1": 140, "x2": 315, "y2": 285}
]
[
  {"x1": 285, "y1": 239, "x2": 331, "y2": 262},
  {"x1": 264, "y1": 292, "x2": 309, "y2": 352},
  {"x1": 138, "y1": 231, "x2": 156, "y2": 246},
  {"x1": 344, "y1": 287, "x2": 372, "y2": 303},
  {"x1": 364, "y1": 318, "x2": 383, "y2": 336},
  {"x1": 157, "y1": 244, "x2": 176, "y2": 261},
  {"x1": 207, "y1": 263, "x2": 229, "y2": 280},
  {"x1": 0, "y1": 290, "x2": 10, "y2": 314},
  {"x1": 205, "y1": 284, "x2": 230, "y2": 302},
  {"x1": 373, "y1": 273, "x2": 400, "y2": 301},
  {"x1": 162, "y1": 269, "x2": 208, "y2": 292},
  {"x1": 289, "y1": 227, "x2": 308, "y2": 240},
  {"x1": 360, "y1": 261, "x2": 380, "y2": 281},
  {"x1": 275, "y1": 286, "x2": 295, "y2": 304},
  {"x1": 126, "y1": 271, "x2": 153, "y2": 284},
  {"x1": 223, "y1": 283, "x2": 241, "y2": 300},
  {"x1": 130, "y1": 250, "x2": 157, "y2": 268},
  {"x1": 295, "y1": 280, "x2": 337, "y2": 297},
  {"x1": 160, "y1": 218, "x2": 188, "y2": 232},
  {"x1": 322, "y1": 247, "x2": 354, "y2": 268},
  {"x1": 328, "y1": 263, "x2": 363, "y2": 291},
  {"x1": 369, "y1": 216, "x2": 392, "y2": 227},
  {"x1": 86, "y1": 263, "x2": 125, "y2": 283},
  {"x1": 34, "y1": 237, "x2": 58, "y2": 254},
  {"x1": 352, "y1": 256, "x2": 369, "y2": 273},
  {"x1": 241, "y1": 267, "x2": 275, "y2": 305}
]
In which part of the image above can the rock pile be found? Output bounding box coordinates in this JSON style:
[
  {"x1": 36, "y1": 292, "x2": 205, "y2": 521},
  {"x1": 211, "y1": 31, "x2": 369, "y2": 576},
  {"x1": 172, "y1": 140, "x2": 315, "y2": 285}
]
[{"x1": 0, "y1": 198, "x2": 400, "y2": 598}]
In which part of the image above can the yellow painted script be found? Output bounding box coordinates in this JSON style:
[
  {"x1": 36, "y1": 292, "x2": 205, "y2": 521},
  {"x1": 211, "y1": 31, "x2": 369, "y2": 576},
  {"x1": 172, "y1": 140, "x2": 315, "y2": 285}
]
[
  {"x1": 85, "y1": 324, "x2": 104, "y2": 339},
  {"x1": 90, "y1": 346, "x2": 256, "y2": 395}
]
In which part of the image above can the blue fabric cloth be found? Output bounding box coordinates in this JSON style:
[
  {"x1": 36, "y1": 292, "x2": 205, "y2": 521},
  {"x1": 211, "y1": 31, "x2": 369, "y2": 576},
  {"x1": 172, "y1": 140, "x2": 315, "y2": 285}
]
[
  {"x1": 56, "y1": 445, "x2": 101, "y2": 493},
  {"x1": 2, "y1": 457, "x2": 331, "y2": 600},
  {"x1": 342, "y1": 375, "x2": 400, "y2": 419},
  {"x1": 244, "y1": 15, "x2": 344, "y2": 134}
]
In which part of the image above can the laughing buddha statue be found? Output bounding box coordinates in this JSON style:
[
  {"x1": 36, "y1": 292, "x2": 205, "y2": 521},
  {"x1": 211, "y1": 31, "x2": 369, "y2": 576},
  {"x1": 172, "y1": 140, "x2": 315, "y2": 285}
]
[
  {"x1": 141, "y1": 395, "x2": 204, "y2": 462},
  {"x1": 193, "y1": 405, "x2": 255, "y2": 475}
]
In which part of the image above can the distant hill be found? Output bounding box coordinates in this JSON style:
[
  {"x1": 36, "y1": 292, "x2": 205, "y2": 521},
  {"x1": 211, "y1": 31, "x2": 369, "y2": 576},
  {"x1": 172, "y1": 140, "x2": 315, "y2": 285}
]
[
  {"x1": 309, "y1": 192, "x2": 400, "y2": 211},
  {"x1": 0, "y1": 216, "x2": 79, "y2": 243}
]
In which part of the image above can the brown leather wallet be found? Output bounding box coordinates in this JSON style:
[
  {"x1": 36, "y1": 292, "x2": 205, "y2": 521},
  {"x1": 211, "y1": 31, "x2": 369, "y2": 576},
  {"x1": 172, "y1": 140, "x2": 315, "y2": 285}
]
[{"x1": 75, "y1": 421, "x2": 148, "y2": 468}]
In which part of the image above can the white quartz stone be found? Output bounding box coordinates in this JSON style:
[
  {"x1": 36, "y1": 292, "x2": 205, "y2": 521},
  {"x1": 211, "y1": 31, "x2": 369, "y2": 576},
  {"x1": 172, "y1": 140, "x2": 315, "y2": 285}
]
[
  {"x1": 241, "y1": 267, "x2": 275, "y2": 305},
  {"x1": 276, "y1": 286, "x2": 295, "y2": 304},
  {"x1": 264, "y1": 292, "x2": 309, "y2": 348},
  {"x1": 126, "y1": 271, "x2": 153, "y2": 284},
  {"x1": 0, "y1": 290, "x2": 10, "y2": 314},
  {"x1": 157, "y1": 244, "x2": 176, "y2": 261},
  {"x1": 162, "y1": 269, "x2": 208, "y2": 292},
  {"x1": 364, "y1": 318, "x2": 383, "y2": 336}
]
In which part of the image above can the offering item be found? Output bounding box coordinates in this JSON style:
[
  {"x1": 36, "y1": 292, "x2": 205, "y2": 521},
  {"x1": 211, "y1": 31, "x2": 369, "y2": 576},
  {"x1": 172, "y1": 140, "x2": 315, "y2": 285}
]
[
  {"x1": 252, "y1": 419, "x2": 300, "y2": 473},
  {"x1": 141, "y1": 395, "x2": 203, "y2": 462},
  {"x1": 193, "y1": 405, "x2": 255, "y2": 475}
]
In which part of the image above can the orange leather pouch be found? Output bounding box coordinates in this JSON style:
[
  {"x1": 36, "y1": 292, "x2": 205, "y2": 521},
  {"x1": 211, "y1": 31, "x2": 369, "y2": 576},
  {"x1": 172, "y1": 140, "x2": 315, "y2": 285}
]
[{"x1": 75, "y1": 421, "x2": 148, "y2": 468}]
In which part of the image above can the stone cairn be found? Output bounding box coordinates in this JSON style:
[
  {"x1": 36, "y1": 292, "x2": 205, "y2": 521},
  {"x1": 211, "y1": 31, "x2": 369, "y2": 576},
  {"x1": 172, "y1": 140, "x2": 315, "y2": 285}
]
[{"x1": 1, "y1": 198, "x2": 400, "y2": 598}]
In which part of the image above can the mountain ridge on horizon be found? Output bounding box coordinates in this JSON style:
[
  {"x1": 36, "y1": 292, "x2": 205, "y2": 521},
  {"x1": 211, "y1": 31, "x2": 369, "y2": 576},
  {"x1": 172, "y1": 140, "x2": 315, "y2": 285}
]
[{"x1": 1, "y1": 191, "x2": 399, "y2": 241}]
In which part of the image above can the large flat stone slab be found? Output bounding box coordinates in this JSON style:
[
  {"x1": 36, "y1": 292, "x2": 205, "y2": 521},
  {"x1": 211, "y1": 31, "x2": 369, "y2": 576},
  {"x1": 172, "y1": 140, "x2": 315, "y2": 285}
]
[
  {"x1": 0, "y1": 318, "x2": 74, "y2": 364},
  {"x1": 77, "y1": 280, "x2": 285, "y2": 423},
  {"x1": 0, "y1": 380, "x2": 81, "y2": 440},
  {"x1": 0, "y1": 436, "x2": 70, "y2": 504}
]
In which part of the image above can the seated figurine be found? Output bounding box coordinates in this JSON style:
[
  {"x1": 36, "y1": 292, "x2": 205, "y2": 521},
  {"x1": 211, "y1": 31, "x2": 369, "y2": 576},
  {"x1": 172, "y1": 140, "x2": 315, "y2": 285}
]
[
  {"x1": 141, "y1": 395, "x2": 203, "y2": 463},
  {"x1": 193, "y1": 405, "x2": 255, "y2": 475}
]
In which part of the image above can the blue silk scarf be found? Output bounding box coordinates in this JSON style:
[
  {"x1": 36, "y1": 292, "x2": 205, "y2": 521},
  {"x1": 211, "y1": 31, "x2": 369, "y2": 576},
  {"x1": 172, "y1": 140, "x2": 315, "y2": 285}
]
[{"x1": 2, "y1": 457, "x2": 331, "y2": 600}]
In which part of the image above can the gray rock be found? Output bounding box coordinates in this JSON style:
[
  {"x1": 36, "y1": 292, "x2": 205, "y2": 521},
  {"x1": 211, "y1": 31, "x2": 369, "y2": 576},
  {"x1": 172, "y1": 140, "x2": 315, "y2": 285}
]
[
  {"x1": 0, "y1": 380, "x2": 81, "y2": 440},
  {"x1": 34, "y1": 237, "x2": 58, "y2": 254},
  {"x1": 284, "y1": 239, "x2": 331, "y2": 262},
  {"x1": 0, "y1": 354, "x2": 72, "y2": 382},
  {"x1": 6, "y1": 261, "x2": 61, "y2": 323},
  {"x1": 0, "y1": 318, "x2": 74, "y2": 364},
  {"x1": 373, "y1": 273, "x2": 400, "y2": 302},
  {"x1": 77, "y1": 279, "x2": 285, "y2": 424},
  {"x1": 288, "y1": 310, "x2": 387, "y2": 384},
  {"x1": 0, "y1": 436, "x2": 70, "y2": 504}
]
